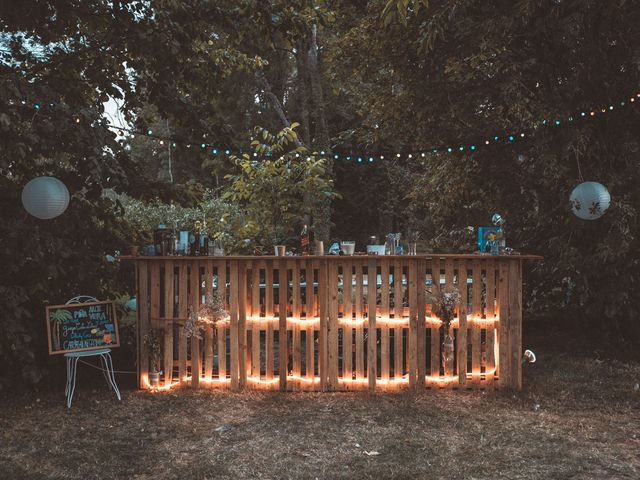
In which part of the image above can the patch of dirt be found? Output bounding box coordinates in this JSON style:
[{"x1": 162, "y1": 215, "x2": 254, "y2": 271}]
[{"x1": 1, "y1": 339, "x2": 639, "y2": 479}]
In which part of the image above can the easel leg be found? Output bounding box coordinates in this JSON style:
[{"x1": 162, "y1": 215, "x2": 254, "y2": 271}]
[
  {"x1": 67, "y1": 357, "x2": 79, "y2": 409},
  {"x1": 103, "y1": 353, "x2": 122, "y2": 401}
]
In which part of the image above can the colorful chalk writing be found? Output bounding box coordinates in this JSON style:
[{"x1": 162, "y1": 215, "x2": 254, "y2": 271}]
[{"x1": 45, "y1": 301, "x2": 120, "y2": 355}]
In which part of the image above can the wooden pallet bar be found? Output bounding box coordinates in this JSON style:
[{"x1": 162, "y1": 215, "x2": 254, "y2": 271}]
[{"x1": 126, "y1": 254, "x2": 541, "y2": 392}]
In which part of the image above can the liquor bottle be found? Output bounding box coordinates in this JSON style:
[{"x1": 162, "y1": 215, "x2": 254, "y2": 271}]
[{"x1": 300, "y1": 224, "x2": 310, "y2": 256}]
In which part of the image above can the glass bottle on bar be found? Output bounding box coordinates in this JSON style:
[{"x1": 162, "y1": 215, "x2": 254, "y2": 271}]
[{"x1": 300, "y1": 224, "x2": 310, "y2": 256}]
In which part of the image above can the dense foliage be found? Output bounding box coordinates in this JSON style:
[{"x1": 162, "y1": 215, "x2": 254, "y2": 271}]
[{"x1": 1, "y1": 0, "x2": 639, "y2": 386}]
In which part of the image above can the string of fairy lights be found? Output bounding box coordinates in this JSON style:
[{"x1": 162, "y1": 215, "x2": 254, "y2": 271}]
[{"x1": 10, "y1": 91, "x2": 640, "y2": 163}]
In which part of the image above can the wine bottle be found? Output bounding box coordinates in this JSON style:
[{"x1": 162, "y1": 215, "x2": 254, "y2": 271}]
[{"x1": 300, "y1": 224, "x2": 310, "y2": 256}]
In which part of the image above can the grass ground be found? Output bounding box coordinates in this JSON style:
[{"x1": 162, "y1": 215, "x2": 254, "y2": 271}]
[{"x1": 1, "y1": 332, "x2": 638, "y2": 480}]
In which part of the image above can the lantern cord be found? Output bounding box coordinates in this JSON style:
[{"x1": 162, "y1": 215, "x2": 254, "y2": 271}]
[{"x1": 576, "y1": 155, "x2": 584, "y2": 182}]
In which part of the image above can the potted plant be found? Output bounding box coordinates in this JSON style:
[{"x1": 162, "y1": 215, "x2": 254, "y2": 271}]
[
  {"x1": 432, "y1": 286, "x2": 461, "y2": 368},
  {"x1": 143, "y1": 330, "x2": 161, "y2": 387}
]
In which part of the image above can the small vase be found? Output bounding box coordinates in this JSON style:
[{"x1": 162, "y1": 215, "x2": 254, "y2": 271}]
[{"x1": 149, "y1": 371, "x2": 160, "y2": 387}]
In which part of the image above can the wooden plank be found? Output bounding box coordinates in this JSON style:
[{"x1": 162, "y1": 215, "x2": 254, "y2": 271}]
[
  {"x1": 203, "y1": 260, "x2": 214, "y2": 382},
  {"x1": 485, "y1": 260, "x2": 496, "y2": 388},
  {"x1": 457, "y1": 259, "x2": 468, "y2": 389},
  {"x1": 178, "y1": 262, "x2": 188, "y2": 382},
  {"x1": 251, "y1": 264, "x2": 261, "y2": 379},
  {"x1": 342, "y1": 261, "x2": 353, "y2": 380},
  {"x1": 150, "y1": 262, "x2": 161, "y2": 332},
  {"x1": 444, "y1": 259, "x2": 455, "y2": 379},
  {"x1": 381, "y1": 260, "x2": 390, "y2": 318},
  {"x1": 217, "y1": 260, "x2": 227, "y2": 380},
  {"x1": 509, "y1": 260, "x2": 523, "y2": 390},
  {"x1": 380, "y1": 260, "x2": 390, "y2": 382},
  {"x1": 238, "y1": 261, "x2": 247, "y2": 389},
  {"x1": 394, "y1": 260, "x2": 404, "y2": 379},
  {"x1": 355, "y1": 262, "x2": 364, "y2": 381},
  {"x1": 292, "y1": 261, "x2": 302, "y2": 389},
  {"x1": 190, "y1": 262, "x2": 201, "y2": 388},
  {"x1": 230, "y1": 260, "x2": 240, "y2": 390},
  {"x1": 416, "y1": 258, "x2": 426, "y2": 388},
  {"x1": 305, "y1": 260, "x2": 315, "y2": 380},
  {"x1": 265, "y1": 260, "x2": 274, "y2": 380},
  {"x1": 327, "y1": 260, "x2": 339, "y2": 390},
  {"x1": 367, "y1": 259, "x2": 377, "y2": 391},
  {"x1": 470, "y1": 259, "x2": 483, "y2": 388},
  {"x1": 408, "y1": 259, "x2": 418, "y2": 388},
  {"x1": 430, "y1": 258, "x2": 441, "y2": 381},
  {"x1": 498, "y1": 259, "x2": 510, "y2": 388},
  {"x1": 318, "y1": 259, "x2": 328, "y2": 390},
  {"x1": 138, "y1": 262, "x2": 149, "y2": 389},
  {"x1": 163, "y1": 260, "x2": 175, "y2": 387},
  {"x1": 278, "y1": 261, "x2": 288, "y2": 391}
]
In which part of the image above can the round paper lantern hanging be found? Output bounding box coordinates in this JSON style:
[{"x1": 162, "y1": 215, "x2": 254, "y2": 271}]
[
  {"x1": 21, "y1": 176, "x2": 70, "y2": 219},
  {"x1": 569, "y1": 181, "x2": 610, "y2": 220}
]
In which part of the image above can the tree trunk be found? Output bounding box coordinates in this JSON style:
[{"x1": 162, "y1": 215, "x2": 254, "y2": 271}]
[
  {"x1": 296, "y1": 39, "x2": 312, "y2": 147},
  {"x1": 256, "y1": 70, "x2": 302, "y2": 147},
  {"x1": 307, "y1": 23, "x2": 329, "y2": 151}
]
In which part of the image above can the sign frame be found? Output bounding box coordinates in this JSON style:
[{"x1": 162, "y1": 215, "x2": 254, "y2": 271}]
[{"x1": 45, "y1": 300, "x2": 120, "y2": 355}]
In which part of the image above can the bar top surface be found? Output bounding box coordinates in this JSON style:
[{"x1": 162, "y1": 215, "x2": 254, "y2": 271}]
[{"x1": 120, "y1": 253, "x2": 543, "y2": 261}]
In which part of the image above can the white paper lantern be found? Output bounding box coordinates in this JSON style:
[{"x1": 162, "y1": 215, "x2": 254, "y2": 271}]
[
  {"x1": 21, "y1": 176, "x2": 70, "y2": 219},
  {"x1": 570, "y1": 181, "x2": 610, "y2": 220}
]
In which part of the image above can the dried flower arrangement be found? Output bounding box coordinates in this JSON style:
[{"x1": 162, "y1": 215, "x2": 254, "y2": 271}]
[
  {"x1": 184, "y1": 291, "x2": 229, "y2": 339},
  {"x1": 431, "y1": 286, "x2": 461, "y2": 331}
]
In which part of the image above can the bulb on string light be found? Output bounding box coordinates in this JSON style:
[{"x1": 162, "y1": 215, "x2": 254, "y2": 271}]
[
  {"x1": 520, "y1": 133, "x2": 525, "y2": 137},
  {"x1": 459, "y1": 146, "x2": 464, "y2": 151},
  {"x1": 581, "y1": 112, "x2": 586, "y2": 116},
  {"x1": 75, "y1": 118, "x2": 80, "y2": 123},
  {"x1": 470, "y1": 145, "x2": 476, "y2": 150},
  {"x1": 396, "y1": 153, "x2": 401, "y2": 158},
  {"x1": 172, "y1": 142, "x2": 177, "y2": 148},
  {"x1": 508, "y1": 135, "x2": 514, "y2": 141},
  {"x1": 34, "y1": 103, "x2": 40, "y2": 110},
  {"x1": 590, "y1": 111, "x2": 595, "y2": 116},
  {"x1": 211, "y1": 149, "x2": 218, "y2": 155},
  {"x1": 368, "y1": 157, "x2": 374, "y2": 163},
  {"x1": 147, "y1": 129, "x2": 152, "y2": 135},
  {"x1": 447, "y1": 147, "x2": 452, "y2": 153},
  {"x1": 320, "y1": 151, "x2": 325, "y2": 155},
  {"x1": 494, "y1": 136, "x2": 499, "y2": 141},
  {"x1": 225, "y1": 150, "x2": 230, "y2": 155},
  {"x1": 421, "y1": 153, "x2": 425, "y2": 157},
  {"x1": 485, "y1": 140, "x2": 490, "y2": 145},
  {"x1": 295, "y1": 153, "x2": 300, "y2": 158},
  {"x1": 408, "y1": 154, "x2": 412, "y2": 158},
  {"x1": 159, "y1": 140, "x2": 164, "y2": 145},
  {"x1": 253, "y1": 152, "x2": 258, "y2": 157},
  {"x1": 380, "y1": 155, "x2": 384, "y2": 159},
  {"x1": 555, "y1": 120, "x2": 561, "y2": 125},
  {"x1": 346, "y1": 155, "x2": 351, "y2": 161},
  {"x1": 357, "y1": 156, "x2": 363, "y2": 162},
  {"x1": 609, "y1": 105, "x2": 613, "y2": 110},
  {"x1": 569, "y1": 117, "x2": 574, "y2": 122},
  {"x1": 201, "y1": 143, "x2": 206, "y2": 149},
  {"x1": 334, "y1": 154, "x2": 339, "y2": 160},
  {"x1": 432, "y1": 149, "x2": 438, "y2": 153}
]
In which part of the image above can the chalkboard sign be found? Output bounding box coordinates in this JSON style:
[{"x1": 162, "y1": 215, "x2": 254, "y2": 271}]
[{"x1": 45, "y1": 301, "x2": 120, "y2": 355}]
